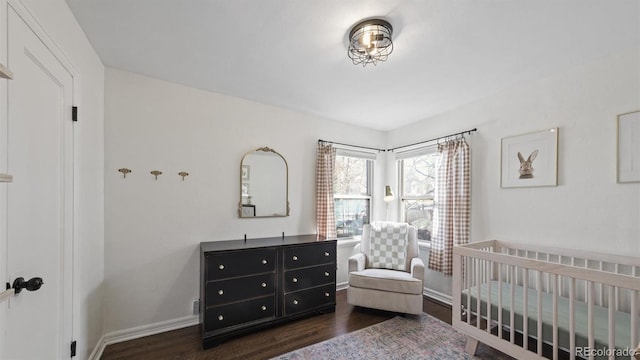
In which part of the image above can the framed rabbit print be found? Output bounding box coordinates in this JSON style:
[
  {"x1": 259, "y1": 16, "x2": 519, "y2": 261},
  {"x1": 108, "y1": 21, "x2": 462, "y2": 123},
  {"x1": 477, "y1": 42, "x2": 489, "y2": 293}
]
[
  {"x1": 501, "y1": 128, "x2": 558, "y2": 188},
  {"x1": 617, "y1": 110, "x2": 640, "y2": 183}
]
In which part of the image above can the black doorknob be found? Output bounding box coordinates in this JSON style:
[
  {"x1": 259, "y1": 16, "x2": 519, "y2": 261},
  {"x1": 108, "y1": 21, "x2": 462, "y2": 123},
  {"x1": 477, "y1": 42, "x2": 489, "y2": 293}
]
[{"x1": 12, "y1": 277, "x2": 44, "y2": 294}]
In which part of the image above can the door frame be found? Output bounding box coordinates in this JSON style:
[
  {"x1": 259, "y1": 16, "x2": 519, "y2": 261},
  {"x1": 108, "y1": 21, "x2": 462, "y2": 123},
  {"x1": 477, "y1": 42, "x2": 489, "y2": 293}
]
[{"x1": 0, "y1": 0, "x2": 80, "y2": 356}]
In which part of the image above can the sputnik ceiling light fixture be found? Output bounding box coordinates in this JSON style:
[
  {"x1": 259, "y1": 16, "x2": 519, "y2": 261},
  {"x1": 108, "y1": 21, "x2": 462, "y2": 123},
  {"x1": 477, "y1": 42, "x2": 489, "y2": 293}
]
[{"x1": 347, "y1": 18, "x2": 394, "y2": 67}]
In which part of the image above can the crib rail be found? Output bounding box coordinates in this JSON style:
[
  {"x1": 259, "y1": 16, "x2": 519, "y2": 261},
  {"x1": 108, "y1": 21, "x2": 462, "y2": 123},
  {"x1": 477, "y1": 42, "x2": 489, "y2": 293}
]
[{"x1": 453, "y1": 240, "x2": 640, "y2": 360}]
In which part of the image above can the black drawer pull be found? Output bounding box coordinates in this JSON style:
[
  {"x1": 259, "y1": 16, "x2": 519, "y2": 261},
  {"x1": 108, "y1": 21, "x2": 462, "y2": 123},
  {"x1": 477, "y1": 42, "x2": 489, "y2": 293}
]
[
  {"x1": 292, "y1": 278, "x2": 298, "y2": 283},
  {"x1": 293, "y1": 299, "x2": 298, "y2": 305},
  {"x1": 324, "y1": 252, "x2": 330, "y2": 256},
  {"x1": 324, "y1": 272, "x2": 330, "y2": 276},
  {"x1": 261, "y1": 282, "x2": 267, "y2": 288},
  {"x1": 262, "y1": 259, "x2": 268, "y2": 264},
  {"x1": 325, "y1": 292, "x2": 330, "y2": 297},
  {"x1": 218, "y1": 289, "x2": 224, "y2": 295},
  {"x1": 218, "y1": 315, "x2": 224, "y2": 321},
  {"x1": 218, "y1": 264, "x2": 225, "y2": 270},
  {"x1": 292, "y1": 255, "x2": 298, "y2": 261},
  {"x1": 261, "y1": 305, "x2": 267, "y2": 311}
]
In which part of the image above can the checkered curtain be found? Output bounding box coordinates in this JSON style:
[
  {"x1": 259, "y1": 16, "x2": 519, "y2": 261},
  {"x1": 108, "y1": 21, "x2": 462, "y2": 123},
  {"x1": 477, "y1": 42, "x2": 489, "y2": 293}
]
[
  {"x1": 316, "y1": 142, "x2": 337, "y2": 238},
  {"x1": 428, "y1": 138, "x2": 470, "y2": 276}
]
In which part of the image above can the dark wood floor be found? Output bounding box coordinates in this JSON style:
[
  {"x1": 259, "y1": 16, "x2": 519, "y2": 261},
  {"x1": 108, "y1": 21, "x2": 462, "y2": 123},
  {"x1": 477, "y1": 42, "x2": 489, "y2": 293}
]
[{"x1": 101, "y1": 290, "x2": 452, "y2": 360}]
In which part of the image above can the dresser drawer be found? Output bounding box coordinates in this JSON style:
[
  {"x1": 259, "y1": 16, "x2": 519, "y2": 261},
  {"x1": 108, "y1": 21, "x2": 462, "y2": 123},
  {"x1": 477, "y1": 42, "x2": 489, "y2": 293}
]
[
  {"x1": 207, "y1": 273, "x2": 275, "y2": 306},
  {"x1": 205, "y1": 296, "x2": 275, "y2": 332},
  {"x1": 284, "y1": 242, "x2": 335, "y2": 269},
  {"x1": 284, "y1": 264, "x2": 335, "y2": 293},
  {"x1": 284, "y1": 284, "x2": 335, "y2": 316},
  {"x1": 206, "y1": 248, "x2": 276, "y2": 279}
]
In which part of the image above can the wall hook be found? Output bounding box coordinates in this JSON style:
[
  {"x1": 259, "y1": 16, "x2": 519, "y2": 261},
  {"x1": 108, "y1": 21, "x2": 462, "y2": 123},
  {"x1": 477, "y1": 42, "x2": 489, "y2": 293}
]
[
  {"x1": 118, "y1": 168, "x2": 132, "y2": 178},
  {"x1": 178, "y1": 171, "x2": 189, "y2": 181},
  {"x1": 150, "y1": 170, "x2": 162, "y2": 180}
]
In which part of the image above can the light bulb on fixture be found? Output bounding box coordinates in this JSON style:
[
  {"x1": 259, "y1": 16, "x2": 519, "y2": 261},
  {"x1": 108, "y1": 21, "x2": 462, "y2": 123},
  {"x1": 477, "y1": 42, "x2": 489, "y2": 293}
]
[
  {"x1": 362, "y1": 32, "x2": 371, "y2": 47},
  {"x1": 384, "y1": 185, "x2": 394, "y2": 202}
]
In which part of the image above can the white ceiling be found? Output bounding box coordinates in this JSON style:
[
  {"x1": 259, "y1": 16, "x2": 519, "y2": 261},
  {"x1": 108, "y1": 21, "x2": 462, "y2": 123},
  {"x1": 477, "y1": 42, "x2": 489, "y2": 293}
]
[{"x1": 65, "y1": 0, "x2": 639, "y2": 131}]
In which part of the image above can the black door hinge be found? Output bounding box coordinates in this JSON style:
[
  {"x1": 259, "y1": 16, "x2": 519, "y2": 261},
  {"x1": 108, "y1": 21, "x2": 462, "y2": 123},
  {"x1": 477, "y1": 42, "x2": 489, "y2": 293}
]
[
  {"x1": 70, "y1": 340, "x2": 76, "y2": 357},
  {"x1": 72, "y1": 106, "x2": 78, "y2": 122}
]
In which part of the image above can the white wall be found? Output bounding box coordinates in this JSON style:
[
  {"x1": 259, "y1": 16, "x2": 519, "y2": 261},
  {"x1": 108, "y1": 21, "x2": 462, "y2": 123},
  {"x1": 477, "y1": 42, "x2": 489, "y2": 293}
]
[
  {"x1": 103, "y1": 67, "x2": 386, "y2": 333},
  {"x1": 98, "y1": 24, "x2": 640, "y2": 349},
  {"x1": 0, "y1": 0, "x2": 105, "y2": 358},
  {"x1": 388, "y1": 48, "x2": 640, "y2": 297},
  {"x1": 104, "y1": 45, "x2": 639, "y2": 335}
]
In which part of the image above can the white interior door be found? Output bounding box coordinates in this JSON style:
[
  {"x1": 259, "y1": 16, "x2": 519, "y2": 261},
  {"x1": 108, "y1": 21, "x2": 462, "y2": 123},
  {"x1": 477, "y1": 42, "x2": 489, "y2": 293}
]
[{"x1": 3, "y1": 5, "x2": 74, "y2": 359}]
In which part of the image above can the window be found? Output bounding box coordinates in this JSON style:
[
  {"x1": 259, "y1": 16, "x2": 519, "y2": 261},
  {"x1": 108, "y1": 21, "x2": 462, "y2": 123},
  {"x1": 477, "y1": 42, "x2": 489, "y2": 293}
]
[
  {"x1": 333, "y1": 150, "x2": 373, "y2": 238},
  {"x1": 398, "y1": 148, "x2": 438, "y2": 241}
]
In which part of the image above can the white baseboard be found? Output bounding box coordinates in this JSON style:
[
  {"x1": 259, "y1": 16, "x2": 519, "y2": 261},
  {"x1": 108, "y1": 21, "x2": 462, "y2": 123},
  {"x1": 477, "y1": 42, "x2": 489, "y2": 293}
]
[
  {"x1": 88, "y1": 334, "x2": 106, "y2": 360},
  {"x1": 89, "y1": 315, "x2": 199, "y2": 359},
  {"x1": 336, "y1": 281, "x2": 349, "y2": 291},
  {"x1": 423, "y1": 287, "x2": 452, "y2": 306}
]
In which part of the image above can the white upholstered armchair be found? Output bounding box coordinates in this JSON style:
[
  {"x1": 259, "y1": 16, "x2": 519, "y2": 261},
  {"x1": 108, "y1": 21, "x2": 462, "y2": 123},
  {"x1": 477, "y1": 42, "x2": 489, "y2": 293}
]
[{"x1": 347, "y1": 222, "x2": 425, "y2": 315}]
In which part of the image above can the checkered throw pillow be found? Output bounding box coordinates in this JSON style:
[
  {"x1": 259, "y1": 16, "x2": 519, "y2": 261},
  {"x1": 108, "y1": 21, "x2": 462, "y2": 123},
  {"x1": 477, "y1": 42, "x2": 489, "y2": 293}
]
[{"x1": 369, "y1": 222, "x2": 408, "y2": 271}]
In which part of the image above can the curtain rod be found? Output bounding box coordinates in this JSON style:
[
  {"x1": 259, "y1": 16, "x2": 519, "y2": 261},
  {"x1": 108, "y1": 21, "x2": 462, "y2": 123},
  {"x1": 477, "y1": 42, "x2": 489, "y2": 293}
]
[
  {"x1": 317, "y1": 139, "x2": 384, "y2": 152},
  {"x1": 319, "y1": 127, "x2": 477, "y2": 153},
  {"x1": 387, "y1": 128, "x2": 477, "y2": 152}
]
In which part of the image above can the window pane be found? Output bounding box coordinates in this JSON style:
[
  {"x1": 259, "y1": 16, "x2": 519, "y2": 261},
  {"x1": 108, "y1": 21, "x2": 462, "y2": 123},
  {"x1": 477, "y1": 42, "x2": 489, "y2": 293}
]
[
  {"x1": 334, "y1": 156, "x2": 370, "y2": 195},
  {"x1": 401, "y1": 153, "x2": 438, "y2": 197},
  {"x1": 334, "y1": 198, "x2": 370, "y2": 238},
  {"x1": 403, "y1": 199, "x2": 434, "y2": 241}
]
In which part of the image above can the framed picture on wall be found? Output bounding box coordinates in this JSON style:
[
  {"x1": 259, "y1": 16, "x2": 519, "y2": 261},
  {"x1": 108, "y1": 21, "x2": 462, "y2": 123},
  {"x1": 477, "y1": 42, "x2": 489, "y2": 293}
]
[
  {"x1": 501, "y1": 128, "x2": 558, "y2": 188},
  {"x1": 617, "y1": 110, "x2": 640, "y2": 183}
]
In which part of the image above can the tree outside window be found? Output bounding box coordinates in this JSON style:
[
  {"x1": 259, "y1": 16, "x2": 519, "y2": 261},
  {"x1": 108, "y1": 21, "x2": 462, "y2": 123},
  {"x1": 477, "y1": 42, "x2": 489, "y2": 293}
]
[{"x1": 399, "y1": 150, "x2": 438, "y2": 241}]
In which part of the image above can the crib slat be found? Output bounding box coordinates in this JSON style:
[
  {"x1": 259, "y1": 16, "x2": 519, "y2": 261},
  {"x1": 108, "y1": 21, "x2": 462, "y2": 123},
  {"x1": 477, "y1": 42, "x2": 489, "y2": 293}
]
[
  {"x1": 487, "y1": 260, "x2": 492, "y2": 334},
  {"x1": 537, "y1": 271, "x2": 543, "y2": 356},
  {"x1": 510, "y1": 265, "x2": 515, "y2": 345},
  {"x1": 466, "y1": 256, "x2": 471, "y2": 324},
  {"x1": 599, "y1": 261, "x2": 604, "y2": 306},
  {"x1": 608, "y1": 285, "x2": 615, "y2": 360},
  {"x1": 498, "y1": 263, "x2": 503, "y2": 340},
  {"x1": 584, "y1": 260, "x2": 588, "y2": 304},
  {"x1": 476, "y1": 258, "x2": 481, "y2": 330},
  {"x1": 569, "y1": 277, "x2": 576, "y2": 360},
  {"x1": 615, "y1": 263, "x2": 620, "y2": 312},
  {"x1": 588, "y1": 281, "x2": 595, "y2": 360},
  {"x1": 523, "y1": 268, "x2": 529, "y2": 351},
  {"x1": 546, "y1": 253, "x2": 550, "y2": 293},
  {"x1": 552, "y1": 274, "x2": 558, "y2": 360},
  {"x1": 516, "y1": 255, "x2": 520, "y2": 286},
  {"x1": 632, "y1": 289, "x2": 638, "y2": 353}
]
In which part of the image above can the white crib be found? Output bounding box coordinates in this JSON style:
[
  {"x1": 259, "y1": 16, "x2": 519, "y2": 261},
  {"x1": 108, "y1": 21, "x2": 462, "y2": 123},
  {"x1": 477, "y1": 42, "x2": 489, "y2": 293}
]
[{"x1": 452, "y1": 240, "x2": 640, "y2": 360}]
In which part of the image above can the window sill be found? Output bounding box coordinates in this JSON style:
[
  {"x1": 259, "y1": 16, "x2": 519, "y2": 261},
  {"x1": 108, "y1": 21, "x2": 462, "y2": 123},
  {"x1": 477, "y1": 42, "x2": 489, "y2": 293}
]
[
  {"x1": 337, "y1": 236, "x2": 361, "y2": 248},
  {"x1": 418, "y1": 240, "x2": 431, "y2": 249}
]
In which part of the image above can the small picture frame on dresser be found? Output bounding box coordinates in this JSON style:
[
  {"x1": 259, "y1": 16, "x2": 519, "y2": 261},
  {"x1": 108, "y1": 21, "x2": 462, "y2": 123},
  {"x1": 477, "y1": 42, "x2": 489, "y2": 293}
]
[{"x1": 241, "y1": 204, "x2": 255, "y2": 217}]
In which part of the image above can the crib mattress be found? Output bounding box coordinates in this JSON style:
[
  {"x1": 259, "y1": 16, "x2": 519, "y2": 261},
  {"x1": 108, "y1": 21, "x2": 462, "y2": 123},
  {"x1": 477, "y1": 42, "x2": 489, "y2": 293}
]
[{"x1": 461, "y1": 281, "x2": 639, "y2": 352}]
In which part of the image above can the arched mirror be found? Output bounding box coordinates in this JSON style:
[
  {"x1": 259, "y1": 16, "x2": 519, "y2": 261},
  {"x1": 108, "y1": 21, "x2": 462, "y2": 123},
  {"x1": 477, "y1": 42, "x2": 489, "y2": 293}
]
[{"x1": 238, "y1": 147, "x2": 289, "y2": 218}]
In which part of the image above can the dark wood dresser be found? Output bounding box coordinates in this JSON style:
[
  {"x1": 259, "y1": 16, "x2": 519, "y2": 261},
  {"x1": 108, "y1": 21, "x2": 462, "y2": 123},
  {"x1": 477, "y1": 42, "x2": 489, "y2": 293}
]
[{"x1": 200, "y1": 234, "x2": 336, "y2": 349}]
